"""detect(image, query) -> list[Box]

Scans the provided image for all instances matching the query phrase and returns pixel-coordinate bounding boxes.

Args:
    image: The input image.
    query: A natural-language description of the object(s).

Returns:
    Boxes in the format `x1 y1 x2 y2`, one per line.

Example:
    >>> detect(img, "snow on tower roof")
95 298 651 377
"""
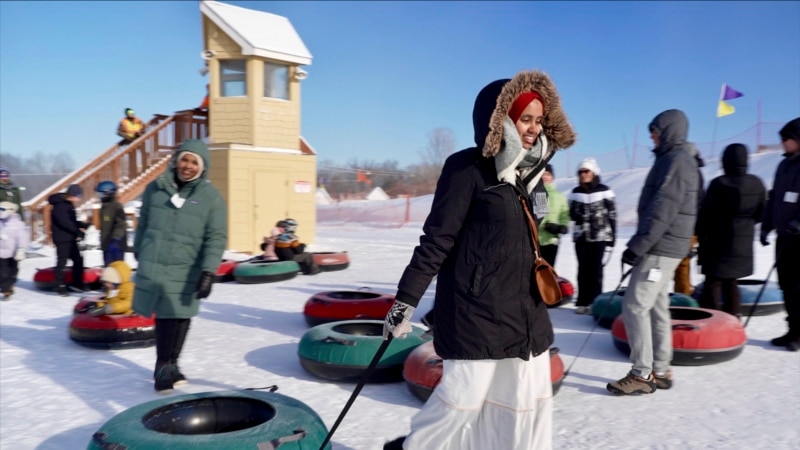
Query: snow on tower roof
200 1 312 65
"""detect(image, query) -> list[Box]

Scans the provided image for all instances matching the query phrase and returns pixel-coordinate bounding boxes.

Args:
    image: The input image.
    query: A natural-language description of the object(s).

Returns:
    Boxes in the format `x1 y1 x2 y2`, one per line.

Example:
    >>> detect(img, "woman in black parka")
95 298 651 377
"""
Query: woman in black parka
382 70 575 450
696 143 766 316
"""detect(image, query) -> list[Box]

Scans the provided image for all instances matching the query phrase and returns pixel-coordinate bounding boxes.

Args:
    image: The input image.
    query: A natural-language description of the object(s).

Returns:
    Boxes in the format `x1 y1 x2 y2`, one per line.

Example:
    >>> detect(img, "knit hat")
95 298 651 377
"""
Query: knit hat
0 201 17 213
779 117 800 142
100 266 122 285
578 157 601 176
0 166 9 178
545 164 554 176
66 184 83 198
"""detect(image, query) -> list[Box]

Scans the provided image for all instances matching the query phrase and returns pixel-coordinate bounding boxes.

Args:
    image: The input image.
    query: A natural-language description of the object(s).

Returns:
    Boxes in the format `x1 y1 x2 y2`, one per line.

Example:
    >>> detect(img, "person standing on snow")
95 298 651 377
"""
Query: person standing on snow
0 201 28 300
568 157 616 315
133 139 227 392
696 143 766 317
760 117 800 351
0 166 25 222
96 181 128 265
49 184 89 296
383 69 576 450
538 164 570 267
607 109 700 395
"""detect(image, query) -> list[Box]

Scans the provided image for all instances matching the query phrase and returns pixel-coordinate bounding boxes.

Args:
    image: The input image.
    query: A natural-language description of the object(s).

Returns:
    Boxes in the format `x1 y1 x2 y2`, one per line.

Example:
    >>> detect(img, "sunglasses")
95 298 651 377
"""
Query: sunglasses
578 169 591 174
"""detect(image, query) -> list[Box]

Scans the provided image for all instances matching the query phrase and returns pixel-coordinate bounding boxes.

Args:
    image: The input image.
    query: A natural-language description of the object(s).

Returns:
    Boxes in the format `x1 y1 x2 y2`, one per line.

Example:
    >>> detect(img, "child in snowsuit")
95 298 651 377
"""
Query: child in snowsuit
96 181 128 265
85 253 135 316
274 218 320 275
255 222 283 261
0 201 28 300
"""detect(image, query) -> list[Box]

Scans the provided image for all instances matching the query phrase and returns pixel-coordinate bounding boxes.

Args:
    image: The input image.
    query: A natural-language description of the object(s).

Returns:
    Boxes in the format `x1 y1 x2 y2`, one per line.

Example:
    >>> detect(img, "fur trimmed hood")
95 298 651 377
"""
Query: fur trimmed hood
473 70 577 157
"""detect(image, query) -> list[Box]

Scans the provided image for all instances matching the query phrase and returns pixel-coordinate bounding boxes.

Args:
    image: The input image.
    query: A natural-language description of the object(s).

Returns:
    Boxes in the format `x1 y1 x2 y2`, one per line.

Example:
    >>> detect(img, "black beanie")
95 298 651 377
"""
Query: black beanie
779 117 800 142
545 164 554 176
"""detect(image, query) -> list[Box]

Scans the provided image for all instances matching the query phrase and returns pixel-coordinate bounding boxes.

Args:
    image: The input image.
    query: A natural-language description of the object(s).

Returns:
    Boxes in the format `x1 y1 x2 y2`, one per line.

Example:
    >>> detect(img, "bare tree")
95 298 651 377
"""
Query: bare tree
421 127 456 167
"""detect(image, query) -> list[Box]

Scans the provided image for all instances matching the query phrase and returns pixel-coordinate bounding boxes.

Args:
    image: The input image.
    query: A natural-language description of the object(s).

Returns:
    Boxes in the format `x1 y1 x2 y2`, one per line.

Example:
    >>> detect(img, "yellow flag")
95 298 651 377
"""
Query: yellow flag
717 100 735 117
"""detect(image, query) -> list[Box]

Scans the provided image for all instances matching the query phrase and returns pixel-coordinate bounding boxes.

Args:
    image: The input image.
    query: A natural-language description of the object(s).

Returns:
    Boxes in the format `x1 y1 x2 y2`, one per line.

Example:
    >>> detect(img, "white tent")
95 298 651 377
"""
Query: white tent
315 186 334 205
366 186 390 201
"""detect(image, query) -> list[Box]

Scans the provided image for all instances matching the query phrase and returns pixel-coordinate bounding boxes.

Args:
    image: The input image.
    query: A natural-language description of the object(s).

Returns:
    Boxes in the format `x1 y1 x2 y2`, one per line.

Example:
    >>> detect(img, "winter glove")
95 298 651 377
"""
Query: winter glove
622 249 641 267
544 223 567 235
383 300 415 339
760 231 770 246
788 219 800 235
195 271 215 300
14 249 25 261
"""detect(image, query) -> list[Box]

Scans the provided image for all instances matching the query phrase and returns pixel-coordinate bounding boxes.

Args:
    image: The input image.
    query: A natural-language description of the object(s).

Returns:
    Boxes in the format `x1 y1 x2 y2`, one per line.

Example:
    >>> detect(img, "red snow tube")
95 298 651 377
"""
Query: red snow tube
215 260 239 283
402 341 566 401
303 291 395 326
611 307 746 366
547 277 575 308
69 298 156 349
311 252 350 272
34 266 103 291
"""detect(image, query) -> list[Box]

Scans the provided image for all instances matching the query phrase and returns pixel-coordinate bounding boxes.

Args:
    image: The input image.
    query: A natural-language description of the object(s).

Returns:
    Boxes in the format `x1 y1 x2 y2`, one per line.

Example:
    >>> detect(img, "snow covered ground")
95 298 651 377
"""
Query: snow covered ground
1 150 798 449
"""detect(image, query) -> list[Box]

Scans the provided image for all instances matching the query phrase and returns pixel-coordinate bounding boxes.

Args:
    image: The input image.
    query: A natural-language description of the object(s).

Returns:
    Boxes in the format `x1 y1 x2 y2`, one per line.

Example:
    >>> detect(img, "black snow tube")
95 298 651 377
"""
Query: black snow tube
86 389 331 450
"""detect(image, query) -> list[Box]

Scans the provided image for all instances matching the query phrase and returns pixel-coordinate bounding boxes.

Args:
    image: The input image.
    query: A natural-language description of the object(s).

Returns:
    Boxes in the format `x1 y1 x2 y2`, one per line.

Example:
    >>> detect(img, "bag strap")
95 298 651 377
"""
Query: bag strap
518 194 544 263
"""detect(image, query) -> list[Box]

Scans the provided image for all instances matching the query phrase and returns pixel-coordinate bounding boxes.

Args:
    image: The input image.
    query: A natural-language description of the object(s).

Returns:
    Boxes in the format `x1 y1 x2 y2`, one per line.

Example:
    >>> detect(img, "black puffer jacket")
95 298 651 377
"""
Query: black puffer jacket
48 193 82 244
627 109 700 259
697 144 766 279
396 71 576 360
763 118 800 238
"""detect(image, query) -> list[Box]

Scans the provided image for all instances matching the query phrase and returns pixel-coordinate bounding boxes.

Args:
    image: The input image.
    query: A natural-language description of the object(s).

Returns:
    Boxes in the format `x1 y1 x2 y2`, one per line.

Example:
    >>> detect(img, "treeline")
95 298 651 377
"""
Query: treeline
318 127 456 199
0 152 75 202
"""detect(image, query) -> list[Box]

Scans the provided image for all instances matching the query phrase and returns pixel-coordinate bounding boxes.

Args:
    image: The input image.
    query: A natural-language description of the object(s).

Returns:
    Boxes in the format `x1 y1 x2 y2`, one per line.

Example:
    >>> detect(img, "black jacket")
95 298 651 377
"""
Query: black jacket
48 193 83 244
396 71 576 361
763 118 800 238
697 144 766 279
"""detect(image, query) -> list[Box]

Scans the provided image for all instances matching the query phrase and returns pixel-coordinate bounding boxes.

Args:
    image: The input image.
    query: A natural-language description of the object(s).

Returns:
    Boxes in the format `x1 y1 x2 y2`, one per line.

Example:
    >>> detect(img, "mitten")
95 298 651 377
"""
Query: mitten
195 271 215 299
108 238 124 262
383 300 415 339
14 249 25 261
622 249 641 267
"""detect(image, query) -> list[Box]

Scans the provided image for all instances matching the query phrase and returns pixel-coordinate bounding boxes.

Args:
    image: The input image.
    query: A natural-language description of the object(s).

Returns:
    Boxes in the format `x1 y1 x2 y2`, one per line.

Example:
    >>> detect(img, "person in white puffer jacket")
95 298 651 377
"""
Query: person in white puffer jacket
0 201 28 300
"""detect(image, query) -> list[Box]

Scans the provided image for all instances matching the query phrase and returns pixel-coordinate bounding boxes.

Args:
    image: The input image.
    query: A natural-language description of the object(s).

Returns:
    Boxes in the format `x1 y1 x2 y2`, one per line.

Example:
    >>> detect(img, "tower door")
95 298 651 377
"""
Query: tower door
253 171 287 244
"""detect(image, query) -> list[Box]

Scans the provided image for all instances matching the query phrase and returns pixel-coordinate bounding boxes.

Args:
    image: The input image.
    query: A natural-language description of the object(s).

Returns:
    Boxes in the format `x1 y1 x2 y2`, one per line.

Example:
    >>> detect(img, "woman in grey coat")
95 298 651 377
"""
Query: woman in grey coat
133 139 227 392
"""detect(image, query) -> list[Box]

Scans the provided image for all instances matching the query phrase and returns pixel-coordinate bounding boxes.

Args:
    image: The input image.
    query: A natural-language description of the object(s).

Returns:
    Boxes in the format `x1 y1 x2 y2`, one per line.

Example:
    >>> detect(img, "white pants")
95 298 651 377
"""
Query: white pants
404 351 553 450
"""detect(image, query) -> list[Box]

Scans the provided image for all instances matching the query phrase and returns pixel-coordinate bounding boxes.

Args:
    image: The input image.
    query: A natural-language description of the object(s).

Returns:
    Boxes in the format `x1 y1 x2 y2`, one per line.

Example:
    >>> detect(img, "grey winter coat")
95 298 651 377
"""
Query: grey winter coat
627 109 700 259
132 143 227 319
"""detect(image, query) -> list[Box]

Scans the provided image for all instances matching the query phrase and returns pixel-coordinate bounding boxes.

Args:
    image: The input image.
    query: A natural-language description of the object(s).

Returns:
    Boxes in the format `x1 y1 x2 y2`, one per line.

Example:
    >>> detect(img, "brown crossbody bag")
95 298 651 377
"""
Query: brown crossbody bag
518 194 563 306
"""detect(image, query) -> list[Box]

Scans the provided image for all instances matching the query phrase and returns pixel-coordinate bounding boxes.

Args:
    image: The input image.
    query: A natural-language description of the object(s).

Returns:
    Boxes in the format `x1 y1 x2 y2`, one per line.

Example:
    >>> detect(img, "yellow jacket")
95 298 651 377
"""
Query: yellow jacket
102 260 135 315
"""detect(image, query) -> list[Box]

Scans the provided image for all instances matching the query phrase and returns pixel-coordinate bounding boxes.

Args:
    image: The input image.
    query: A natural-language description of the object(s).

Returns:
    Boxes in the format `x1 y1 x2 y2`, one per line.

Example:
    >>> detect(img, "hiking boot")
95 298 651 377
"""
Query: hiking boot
787 338 800 352
383 436 406 450
575 306 590 315
771 333 796 347
57 285 68 297
607 371 656 395
170 363 188 386
654 370 673 390
154 365 174 393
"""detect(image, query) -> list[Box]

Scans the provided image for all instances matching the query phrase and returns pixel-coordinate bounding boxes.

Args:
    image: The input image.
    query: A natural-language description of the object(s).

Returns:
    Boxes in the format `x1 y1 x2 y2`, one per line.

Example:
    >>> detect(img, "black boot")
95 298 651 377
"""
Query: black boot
771 332 795 347
154 362 174 393
154 319 178 392
170 319 191 386
383 436 406 450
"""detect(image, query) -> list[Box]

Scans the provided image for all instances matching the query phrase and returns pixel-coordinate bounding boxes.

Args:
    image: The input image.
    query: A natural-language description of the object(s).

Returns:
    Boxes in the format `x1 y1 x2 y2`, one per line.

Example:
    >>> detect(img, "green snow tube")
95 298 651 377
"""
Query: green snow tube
298 320 430 383
234 260 300 284
591 290 699 329
86 389 331 450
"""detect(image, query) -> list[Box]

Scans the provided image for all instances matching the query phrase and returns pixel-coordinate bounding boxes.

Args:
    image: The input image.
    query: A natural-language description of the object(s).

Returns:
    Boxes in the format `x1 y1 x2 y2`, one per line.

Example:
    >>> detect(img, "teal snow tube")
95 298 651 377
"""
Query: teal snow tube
298 320 430 383
233 260 300 284
591 290 698 328
86 389 331 450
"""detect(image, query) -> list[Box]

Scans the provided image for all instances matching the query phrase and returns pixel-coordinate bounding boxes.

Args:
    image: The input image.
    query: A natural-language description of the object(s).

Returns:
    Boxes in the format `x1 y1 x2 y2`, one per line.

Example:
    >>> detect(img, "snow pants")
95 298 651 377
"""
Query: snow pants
622 254 682 379
403 351 553 450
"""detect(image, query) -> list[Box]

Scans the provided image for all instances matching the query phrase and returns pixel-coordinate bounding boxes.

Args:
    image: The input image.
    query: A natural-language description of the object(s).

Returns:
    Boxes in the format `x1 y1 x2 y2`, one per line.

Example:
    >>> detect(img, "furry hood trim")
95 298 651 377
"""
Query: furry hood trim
476 70 577 157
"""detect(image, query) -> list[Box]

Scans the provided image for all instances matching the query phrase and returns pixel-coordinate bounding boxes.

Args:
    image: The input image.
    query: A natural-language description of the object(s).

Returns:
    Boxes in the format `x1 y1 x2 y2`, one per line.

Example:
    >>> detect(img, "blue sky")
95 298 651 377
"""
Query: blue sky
1 1 798 172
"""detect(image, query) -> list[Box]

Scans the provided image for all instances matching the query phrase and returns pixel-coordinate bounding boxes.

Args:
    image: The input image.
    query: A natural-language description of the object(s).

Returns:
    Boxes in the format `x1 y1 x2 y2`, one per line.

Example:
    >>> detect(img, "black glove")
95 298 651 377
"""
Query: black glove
383 299 416 339
296 243 306 253
544 223 568 235
622 249 641 267
788 220 800 235
195 271 215 299
760 231 770 246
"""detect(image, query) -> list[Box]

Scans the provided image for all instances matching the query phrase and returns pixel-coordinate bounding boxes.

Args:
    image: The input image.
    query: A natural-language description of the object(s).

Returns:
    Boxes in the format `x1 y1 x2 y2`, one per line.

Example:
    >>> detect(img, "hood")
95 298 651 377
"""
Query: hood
649 109 688 153
170 139 211 179
779 117 800 143
473 70 576 157
47 193 70 206
108 260 133 284
722 143 748 176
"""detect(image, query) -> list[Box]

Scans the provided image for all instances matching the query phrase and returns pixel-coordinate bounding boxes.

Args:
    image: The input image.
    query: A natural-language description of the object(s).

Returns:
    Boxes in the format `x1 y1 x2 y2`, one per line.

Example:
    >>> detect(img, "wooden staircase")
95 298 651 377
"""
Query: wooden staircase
26 109 208 244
